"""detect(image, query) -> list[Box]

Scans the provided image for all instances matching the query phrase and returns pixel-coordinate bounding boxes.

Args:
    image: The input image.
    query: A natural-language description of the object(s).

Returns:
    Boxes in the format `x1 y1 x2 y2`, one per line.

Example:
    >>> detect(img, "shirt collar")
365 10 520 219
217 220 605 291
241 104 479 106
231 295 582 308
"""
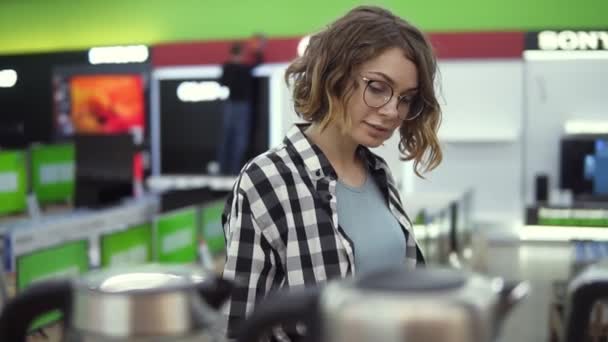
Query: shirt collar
283 124 389 181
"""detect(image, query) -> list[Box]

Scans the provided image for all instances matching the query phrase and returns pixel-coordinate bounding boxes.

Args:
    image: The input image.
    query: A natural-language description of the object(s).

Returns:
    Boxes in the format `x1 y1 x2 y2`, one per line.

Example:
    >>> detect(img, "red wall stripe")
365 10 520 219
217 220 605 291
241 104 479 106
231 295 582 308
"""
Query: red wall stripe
430 32 524 59
152 31 525 66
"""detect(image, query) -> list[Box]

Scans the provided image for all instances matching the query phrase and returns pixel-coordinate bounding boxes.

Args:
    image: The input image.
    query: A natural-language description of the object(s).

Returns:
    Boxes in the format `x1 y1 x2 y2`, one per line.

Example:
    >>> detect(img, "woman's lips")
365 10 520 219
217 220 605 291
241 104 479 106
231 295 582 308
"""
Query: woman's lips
364 121 390 132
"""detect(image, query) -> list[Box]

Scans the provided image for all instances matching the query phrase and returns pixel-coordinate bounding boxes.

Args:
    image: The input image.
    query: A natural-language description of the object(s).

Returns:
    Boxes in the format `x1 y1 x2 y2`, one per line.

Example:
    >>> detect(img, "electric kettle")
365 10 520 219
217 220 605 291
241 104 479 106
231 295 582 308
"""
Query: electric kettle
564 260 608 342
0 264 233 342
237 267 529 342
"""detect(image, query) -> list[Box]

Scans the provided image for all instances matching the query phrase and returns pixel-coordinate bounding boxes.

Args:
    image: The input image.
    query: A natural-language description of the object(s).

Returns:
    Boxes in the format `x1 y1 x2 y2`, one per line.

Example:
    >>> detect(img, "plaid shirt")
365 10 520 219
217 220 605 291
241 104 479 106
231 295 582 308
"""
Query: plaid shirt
220 124 424 338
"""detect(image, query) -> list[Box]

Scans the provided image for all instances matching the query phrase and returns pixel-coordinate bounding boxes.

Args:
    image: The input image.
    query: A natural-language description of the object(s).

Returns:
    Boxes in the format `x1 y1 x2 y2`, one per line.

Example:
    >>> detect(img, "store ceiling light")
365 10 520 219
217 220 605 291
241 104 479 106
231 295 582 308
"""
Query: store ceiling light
176 81 230 102
88 45 149 64
297 35 311 57
0 69 17 88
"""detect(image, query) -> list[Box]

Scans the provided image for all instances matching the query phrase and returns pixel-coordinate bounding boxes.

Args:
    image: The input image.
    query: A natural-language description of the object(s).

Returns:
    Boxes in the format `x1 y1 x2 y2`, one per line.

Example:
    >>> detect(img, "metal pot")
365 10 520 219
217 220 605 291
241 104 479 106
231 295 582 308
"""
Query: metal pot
0 264 232 342
237 267 528 342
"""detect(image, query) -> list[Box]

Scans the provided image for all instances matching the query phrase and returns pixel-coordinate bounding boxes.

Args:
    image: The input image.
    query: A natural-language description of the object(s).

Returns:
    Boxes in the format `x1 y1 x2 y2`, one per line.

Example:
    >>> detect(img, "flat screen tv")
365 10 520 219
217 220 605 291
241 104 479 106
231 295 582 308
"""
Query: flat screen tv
560 135 608 199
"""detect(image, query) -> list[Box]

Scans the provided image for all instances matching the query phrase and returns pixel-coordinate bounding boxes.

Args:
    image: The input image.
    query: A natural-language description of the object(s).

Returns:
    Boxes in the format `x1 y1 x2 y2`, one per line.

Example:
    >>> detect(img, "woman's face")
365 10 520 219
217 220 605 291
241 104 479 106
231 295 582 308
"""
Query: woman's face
343 47 419 148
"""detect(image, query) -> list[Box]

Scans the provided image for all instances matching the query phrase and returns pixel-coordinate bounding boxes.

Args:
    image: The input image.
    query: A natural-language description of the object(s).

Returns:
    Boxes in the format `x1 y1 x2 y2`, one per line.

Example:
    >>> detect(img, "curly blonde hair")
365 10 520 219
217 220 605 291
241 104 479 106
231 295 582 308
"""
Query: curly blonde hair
285 6 442 176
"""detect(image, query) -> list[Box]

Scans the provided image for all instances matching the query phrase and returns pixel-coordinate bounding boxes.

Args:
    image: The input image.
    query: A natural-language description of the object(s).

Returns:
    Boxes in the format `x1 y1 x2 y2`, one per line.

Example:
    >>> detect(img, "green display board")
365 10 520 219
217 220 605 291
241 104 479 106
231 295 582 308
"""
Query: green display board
16 240 89 331
0 150 27 216
31 143 75 204
156 208 198 264
101 223 153 268
200 200 226 255
0 0 607 55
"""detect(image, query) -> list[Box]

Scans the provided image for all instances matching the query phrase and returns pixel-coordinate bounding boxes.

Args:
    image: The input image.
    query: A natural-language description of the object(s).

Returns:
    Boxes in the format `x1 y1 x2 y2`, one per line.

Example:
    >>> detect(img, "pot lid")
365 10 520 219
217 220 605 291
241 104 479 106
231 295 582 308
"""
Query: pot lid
355 267 467 292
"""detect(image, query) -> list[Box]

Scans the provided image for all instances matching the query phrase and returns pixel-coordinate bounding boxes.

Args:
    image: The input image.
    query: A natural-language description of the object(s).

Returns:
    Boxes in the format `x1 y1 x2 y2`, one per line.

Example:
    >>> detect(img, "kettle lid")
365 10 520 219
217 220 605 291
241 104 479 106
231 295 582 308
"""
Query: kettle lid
77 264 210 294
70 264 225 339
355 267 467 292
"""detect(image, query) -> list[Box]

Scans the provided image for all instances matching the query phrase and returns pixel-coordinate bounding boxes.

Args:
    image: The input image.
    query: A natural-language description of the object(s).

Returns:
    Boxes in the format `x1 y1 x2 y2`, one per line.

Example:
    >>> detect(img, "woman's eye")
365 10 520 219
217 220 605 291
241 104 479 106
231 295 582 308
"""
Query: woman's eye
368 82 388 93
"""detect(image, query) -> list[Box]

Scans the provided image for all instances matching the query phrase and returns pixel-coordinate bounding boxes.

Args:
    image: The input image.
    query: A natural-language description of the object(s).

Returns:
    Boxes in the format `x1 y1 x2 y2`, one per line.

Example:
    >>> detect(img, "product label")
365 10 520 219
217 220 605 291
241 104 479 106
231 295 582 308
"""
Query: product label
39 162 74 185
0 172 18 192
156 208 197 264
162 228 194 254
100 223 153 268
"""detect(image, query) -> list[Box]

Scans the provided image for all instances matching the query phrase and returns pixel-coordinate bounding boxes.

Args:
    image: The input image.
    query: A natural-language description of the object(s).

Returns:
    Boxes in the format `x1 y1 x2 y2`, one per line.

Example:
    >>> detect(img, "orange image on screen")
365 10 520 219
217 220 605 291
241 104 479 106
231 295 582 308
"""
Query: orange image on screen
70 75 144 134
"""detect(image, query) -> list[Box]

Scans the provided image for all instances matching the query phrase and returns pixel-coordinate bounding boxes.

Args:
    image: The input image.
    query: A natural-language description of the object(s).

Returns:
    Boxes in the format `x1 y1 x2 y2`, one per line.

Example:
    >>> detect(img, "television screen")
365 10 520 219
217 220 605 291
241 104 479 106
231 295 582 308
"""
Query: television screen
0 51 90 148
561 135 608 198
52 64 149 142
57 74 145 135
159 76 269 175
74 134 135 208
592 139 608 195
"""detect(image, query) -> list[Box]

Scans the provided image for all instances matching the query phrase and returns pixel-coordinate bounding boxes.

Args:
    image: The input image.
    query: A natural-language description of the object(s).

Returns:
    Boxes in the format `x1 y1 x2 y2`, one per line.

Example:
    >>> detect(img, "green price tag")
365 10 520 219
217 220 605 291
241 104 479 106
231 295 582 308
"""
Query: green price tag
31 143 75 204
156 208 197 264
0 150 27 215
101 223 153 268
200 200 226 255
16 240 89 331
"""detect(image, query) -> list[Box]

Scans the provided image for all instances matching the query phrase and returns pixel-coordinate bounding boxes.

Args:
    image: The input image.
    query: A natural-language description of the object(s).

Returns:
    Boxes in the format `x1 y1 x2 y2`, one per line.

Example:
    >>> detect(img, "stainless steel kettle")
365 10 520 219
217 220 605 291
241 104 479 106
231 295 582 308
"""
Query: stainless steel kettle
0 264 233 342
564 260 608 342
237 267 528 342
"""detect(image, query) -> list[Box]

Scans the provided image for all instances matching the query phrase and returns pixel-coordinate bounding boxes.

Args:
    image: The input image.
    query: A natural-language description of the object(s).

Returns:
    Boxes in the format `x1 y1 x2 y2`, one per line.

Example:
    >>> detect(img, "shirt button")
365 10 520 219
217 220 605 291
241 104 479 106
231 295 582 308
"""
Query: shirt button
316 170 321 177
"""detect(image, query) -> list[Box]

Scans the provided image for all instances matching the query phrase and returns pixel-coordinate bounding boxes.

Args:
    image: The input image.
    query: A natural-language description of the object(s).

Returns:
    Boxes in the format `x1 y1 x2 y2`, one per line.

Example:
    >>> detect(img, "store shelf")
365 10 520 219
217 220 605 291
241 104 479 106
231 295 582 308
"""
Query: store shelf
519 225 608 242
147 175 237 192
5 196 159 270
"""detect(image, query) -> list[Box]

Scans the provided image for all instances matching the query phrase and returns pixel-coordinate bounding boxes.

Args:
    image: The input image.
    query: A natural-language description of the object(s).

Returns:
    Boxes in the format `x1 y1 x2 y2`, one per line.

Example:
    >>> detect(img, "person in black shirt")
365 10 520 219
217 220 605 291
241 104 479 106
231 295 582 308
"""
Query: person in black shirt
217 39 264 175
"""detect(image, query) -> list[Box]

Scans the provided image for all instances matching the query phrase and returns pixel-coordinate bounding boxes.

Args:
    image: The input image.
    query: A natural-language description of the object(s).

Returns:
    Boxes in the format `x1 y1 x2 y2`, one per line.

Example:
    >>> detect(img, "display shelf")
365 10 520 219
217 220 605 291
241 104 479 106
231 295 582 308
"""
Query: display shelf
519 225 608 242
147 175 237 192
4 196 159 271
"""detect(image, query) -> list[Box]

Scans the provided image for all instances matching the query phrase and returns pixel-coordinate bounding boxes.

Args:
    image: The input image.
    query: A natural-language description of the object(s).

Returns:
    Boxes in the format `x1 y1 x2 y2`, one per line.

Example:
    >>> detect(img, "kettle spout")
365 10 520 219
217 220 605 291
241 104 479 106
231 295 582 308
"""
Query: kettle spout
496 280 530 320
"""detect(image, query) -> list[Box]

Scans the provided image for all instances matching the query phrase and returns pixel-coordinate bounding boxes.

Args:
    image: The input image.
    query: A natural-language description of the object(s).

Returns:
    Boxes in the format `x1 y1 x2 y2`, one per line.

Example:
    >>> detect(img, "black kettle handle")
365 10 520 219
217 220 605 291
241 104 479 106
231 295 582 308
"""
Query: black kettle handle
0 279 72 342
196 276 234 309
565 280 608 342
236 287 320 342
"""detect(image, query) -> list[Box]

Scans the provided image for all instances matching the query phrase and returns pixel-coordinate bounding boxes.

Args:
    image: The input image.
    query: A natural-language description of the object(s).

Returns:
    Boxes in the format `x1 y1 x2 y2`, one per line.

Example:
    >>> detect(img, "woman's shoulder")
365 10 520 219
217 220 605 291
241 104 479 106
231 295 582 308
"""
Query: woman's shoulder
235 144 302 193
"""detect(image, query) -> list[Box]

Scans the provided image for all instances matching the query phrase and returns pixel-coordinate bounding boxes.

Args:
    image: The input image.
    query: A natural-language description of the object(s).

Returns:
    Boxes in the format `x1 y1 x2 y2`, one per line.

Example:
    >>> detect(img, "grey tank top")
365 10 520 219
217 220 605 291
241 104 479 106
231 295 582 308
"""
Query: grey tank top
336 171 407 276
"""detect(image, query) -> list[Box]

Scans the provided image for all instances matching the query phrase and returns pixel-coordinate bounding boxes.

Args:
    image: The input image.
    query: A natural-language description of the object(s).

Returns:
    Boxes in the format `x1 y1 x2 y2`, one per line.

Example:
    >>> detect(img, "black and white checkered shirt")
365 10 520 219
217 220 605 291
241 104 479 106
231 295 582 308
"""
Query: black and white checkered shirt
220 124 424 338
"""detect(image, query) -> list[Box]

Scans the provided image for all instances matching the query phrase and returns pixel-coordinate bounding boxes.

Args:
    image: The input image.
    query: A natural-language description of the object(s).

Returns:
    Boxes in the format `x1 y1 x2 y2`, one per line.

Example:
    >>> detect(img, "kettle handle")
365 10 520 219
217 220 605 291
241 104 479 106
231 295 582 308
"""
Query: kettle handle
0 279 72 342
236 287 320 342
565 281 608 342
196 276 234 309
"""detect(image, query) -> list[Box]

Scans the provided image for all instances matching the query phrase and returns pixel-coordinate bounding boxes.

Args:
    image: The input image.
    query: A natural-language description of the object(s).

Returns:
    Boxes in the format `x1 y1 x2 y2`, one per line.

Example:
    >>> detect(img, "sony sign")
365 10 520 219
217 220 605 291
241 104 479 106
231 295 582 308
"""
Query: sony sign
538 30 608 51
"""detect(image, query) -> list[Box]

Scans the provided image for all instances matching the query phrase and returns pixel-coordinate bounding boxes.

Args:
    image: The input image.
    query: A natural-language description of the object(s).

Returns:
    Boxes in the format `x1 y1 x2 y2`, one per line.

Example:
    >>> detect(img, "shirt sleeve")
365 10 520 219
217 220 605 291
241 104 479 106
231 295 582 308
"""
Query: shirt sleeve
220 186 281 339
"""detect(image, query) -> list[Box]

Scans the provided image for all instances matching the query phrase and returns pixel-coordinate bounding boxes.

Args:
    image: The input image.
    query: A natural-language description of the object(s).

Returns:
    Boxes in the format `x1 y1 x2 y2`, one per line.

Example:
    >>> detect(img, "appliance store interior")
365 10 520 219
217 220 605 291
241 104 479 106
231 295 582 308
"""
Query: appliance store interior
0 2 606 341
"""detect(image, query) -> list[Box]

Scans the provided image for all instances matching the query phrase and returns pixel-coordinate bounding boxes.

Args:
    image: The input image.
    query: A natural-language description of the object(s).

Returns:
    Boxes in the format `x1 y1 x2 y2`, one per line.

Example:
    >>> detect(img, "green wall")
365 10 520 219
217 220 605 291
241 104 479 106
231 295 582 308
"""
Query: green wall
0 0 606 54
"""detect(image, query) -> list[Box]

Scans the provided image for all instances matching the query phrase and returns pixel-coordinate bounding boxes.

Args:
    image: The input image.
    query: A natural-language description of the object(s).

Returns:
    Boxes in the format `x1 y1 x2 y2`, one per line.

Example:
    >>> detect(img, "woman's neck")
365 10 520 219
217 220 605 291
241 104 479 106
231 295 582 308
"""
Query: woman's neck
304 122 360 174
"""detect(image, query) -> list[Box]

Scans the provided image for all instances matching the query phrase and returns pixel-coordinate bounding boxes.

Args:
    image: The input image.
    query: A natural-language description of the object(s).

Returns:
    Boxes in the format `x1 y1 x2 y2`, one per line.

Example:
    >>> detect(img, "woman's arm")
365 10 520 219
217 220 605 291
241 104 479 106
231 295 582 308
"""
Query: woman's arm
221 186 281 339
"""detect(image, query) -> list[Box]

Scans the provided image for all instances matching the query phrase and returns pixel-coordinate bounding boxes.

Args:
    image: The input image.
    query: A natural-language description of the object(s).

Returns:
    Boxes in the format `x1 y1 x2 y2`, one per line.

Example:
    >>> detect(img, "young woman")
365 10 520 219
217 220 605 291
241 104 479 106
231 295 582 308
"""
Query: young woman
220 5 442 339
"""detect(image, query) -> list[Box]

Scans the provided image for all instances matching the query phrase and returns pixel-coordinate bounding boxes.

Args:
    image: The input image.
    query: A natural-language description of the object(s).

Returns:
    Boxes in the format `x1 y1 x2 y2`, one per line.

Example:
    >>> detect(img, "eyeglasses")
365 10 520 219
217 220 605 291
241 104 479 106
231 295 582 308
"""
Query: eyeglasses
360 76 425 121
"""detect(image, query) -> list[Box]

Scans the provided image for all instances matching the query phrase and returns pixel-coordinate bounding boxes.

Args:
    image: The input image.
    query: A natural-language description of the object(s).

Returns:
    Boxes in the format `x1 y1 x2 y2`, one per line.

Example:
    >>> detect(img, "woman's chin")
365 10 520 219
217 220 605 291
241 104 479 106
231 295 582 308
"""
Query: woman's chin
358 136 386 148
